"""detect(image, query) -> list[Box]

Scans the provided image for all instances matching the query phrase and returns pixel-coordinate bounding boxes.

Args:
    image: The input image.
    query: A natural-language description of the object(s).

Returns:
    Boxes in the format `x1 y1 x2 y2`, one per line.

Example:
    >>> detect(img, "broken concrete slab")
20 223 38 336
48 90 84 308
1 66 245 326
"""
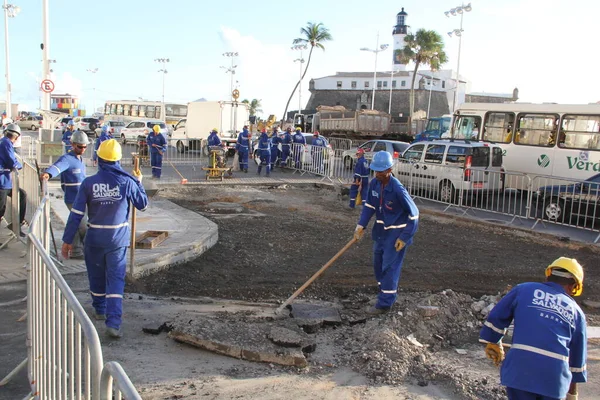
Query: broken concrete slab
267 326 316 354
168 316 308 367
206 202 245 213
142 322 164 335
290 303 342 326
417 305 440 318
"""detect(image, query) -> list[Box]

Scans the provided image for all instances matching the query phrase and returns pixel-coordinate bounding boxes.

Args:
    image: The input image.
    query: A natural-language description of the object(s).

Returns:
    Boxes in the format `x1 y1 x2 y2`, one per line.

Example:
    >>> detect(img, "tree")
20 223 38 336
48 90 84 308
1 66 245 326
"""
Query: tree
396 29 447 132
281 22 332 124
242 98 263 116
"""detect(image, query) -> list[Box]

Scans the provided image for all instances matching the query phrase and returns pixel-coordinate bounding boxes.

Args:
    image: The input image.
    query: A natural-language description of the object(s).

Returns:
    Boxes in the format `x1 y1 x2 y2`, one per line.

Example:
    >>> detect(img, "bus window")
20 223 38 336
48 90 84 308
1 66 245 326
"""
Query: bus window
515 114 557 147
131 105 139 117
483 112 515 143
139 105 146 118
146 106 156 119
104 103 111 114
116 104 124 116
452 115 482 140
123 104 131 117
166 104 187 118
561 114 600 150
110 103 116 115
155 106 162 120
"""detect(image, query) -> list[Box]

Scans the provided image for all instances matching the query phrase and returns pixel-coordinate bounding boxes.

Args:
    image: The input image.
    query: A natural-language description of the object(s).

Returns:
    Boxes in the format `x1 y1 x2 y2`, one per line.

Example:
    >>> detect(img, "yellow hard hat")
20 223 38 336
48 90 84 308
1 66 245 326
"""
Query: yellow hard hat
545 257 584 296
153 124 161 133
97 139 122 162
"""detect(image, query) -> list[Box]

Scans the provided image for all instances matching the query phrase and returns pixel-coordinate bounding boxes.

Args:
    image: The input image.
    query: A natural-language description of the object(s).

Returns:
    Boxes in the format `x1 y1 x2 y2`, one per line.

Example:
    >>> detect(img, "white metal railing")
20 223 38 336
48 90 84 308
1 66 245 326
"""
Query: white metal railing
100 362 143 400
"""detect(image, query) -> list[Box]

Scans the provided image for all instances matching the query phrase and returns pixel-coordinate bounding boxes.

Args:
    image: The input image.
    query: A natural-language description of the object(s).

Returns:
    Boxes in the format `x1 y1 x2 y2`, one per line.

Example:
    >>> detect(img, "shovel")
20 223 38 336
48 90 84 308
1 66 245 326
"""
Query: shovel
276 237 357 314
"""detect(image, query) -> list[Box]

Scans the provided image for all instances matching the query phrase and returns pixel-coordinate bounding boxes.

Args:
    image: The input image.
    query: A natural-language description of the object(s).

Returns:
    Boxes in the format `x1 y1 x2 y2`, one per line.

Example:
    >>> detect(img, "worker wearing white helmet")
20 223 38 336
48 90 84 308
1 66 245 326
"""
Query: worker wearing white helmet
480 257 587 400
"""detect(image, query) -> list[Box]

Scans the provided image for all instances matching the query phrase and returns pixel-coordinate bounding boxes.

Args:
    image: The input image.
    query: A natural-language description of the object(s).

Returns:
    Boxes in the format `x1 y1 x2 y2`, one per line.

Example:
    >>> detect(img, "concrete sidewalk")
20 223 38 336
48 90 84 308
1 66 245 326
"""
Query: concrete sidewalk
0 180 219 284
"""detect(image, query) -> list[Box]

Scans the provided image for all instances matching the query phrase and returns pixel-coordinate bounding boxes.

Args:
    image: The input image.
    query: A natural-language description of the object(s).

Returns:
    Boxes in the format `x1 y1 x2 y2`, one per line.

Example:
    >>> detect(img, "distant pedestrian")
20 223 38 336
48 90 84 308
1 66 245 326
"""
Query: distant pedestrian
257 129 271 177
353 151 419 315
62 139 148 338
280 127 293 167
236 125 251 173
0 123 26 237
292 127 306 169
311 131 328 174
349 148 369 208
269 127 282 170
147 124 166 179
93 124 113 166
42 131 91 258
62 120 76 153
480 257 587 400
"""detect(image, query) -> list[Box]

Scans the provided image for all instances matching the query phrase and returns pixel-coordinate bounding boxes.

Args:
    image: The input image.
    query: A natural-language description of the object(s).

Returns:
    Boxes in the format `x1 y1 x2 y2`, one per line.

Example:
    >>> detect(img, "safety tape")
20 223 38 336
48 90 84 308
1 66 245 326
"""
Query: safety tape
484 321 506 335
106 294 124 299
90 291 106 297
511 343 569 362
88 222 129 229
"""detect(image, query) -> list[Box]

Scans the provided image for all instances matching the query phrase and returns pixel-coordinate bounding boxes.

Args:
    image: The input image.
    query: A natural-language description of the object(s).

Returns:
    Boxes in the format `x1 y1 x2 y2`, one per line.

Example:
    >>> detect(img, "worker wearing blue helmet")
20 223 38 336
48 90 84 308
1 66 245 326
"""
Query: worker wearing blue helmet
280 127 293 167
354 151 419 315
93 124 113 165
62 120 76 153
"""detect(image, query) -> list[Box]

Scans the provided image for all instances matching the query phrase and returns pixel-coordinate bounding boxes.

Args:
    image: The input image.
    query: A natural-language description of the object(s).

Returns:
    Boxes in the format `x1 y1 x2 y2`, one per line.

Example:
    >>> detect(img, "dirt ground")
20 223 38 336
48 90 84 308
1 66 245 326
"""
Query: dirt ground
129 184 600 400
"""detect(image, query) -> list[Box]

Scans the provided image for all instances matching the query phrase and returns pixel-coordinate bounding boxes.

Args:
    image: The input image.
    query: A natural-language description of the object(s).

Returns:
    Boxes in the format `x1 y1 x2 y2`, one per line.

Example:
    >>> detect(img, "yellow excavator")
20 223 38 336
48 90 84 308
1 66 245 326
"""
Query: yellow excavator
255 114 278 133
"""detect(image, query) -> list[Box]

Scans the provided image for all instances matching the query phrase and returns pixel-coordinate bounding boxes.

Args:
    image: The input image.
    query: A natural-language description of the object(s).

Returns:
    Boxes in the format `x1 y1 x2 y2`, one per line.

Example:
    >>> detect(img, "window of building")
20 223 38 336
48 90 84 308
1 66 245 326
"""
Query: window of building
442 81 446 89
351 81 357 88
401 80 406 87
377 81 382 88
364 81 370 88
383 81 388 88
392 80 397 88
515 114 557 147
337 81 342 89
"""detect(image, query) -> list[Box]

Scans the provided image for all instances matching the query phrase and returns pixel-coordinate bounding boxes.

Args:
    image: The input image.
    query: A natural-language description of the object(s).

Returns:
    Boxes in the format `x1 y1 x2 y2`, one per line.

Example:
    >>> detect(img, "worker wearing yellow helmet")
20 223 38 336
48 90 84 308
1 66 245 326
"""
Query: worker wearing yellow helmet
147 124 166 179
62 139 148 338
480 257 587 400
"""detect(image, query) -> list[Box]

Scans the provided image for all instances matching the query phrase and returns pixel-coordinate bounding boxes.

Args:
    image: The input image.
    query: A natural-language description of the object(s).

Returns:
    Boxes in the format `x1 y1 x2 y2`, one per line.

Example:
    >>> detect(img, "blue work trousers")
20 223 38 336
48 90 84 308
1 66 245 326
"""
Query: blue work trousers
506 387 559 400
66 203 87 257
238 149 249 171
85 246 127 330
281 145 291 167
151 152 163 178
258 152 271 176
349 178 369 208
293 146 303 169
373 240 408 309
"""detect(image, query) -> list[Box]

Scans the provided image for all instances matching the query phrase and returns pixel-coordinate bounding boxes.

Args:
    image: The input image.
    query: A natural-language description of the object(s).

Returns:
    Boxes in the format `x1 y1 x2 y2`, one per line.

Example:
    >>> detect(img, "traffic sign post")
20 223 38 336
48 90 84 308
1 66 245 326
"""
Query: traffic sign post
40 79 54 93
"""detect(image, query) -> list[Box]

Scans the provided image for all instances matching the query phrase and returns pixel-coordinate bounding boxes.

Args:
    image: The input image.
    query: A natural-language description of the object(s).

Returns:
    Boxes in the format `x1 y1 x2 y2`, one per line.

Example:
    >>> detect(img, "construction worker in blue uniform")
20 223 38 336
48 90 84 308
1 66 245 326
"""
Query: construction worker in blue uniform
0 123 26 237
62 120 76 153
207 128 226 166
311 130 328 174
269 127 282 170
354 151 419 315
235 125 250 173
93 124 113 166
292 127 306 169
61 139 148 338
480 257 587 400
147 124 166 179
280 127 293 168
41 131 91 258
349 148 369 208
257 129 271 177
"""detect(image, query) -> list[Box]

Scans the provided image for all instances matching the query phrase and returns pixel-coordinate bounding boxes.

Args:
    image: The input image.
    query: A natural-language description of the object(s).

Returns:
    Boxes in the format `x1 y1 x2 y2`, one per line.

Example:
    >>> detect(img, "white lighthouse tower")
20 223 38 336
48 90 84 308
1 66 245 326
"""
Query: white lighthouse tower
392 7 409 72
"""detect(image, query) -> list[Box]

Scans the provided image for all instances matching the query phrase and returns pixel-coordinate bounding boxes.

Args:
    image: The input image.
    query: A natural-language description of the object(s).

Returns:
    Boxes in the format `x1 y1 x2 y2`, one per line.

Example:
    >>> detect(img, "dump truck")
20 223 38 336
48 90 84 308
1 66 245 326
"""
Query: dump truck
305 106 391 139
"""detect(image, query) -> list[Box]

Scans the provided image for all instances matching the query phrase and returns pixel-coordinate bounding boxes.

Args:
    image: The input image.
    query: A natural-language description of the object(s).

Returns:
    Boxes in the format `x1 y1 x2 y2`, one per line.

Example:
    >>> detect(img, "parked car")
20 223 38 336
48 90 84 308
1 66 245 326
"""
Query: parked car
396 140 505 203
342 139 410 169
252 132 334 166
94 120 126 137
56 117 73 130
17 115 43 131
73 117 100 136
120 120 168 144
535 173 600 224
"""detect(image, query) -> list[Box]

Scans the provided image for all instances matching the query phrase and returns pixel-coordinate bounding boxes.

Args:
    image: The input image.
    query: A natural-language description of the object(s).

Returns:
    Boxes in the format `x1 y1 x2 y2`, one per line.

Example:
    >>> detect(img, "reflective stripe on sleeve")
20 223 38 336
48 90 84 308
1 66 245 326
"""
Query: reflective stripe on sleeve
63 182 82 186
384 224 407 230
570 365 587 373
376 220 384 224
47 165 61 175
478 338 491 344
511 343 568 362
409 215 419 220
365 203 376 210
71 209 85 216
88 222 129 229
381 289 397 294
484 321 505 335
106 294 124 299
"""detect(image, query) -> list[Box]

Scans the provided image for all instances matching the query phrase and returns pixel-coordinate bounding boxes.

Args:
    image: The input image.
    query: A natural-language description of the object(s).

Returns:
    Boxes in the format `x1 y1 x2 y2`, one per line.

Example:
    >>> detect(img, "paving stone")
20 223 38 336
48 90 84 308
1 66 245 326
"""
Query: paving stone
142 322 165 335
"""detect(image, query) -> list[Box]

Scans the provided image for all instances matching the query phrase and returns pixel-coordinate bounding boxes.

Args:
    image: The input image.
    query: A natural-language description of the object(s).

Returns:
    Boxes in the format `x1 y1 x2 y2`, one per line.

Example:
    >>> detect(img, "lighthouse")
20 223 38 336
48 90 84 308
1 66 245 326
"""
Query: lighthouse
392 7 409 72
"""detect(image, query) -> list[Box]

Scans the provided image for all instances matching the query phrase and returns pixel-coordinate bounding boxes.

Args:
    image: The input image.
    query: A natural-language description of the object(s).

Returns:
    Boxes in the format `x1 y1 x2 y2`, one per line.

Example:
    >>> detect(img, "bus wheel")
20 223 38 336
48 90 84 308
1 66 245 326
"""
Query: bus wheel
177 141 186 154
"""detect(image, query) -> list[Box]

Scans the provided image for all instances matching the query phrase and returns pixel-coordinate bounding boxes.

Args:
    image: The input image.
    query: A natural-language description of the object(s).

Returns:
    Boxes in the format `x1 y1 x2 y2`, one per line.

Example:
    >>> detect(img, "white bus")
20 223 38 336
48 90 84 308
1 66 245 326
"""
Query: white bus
103 100 187 127
450 103 600 189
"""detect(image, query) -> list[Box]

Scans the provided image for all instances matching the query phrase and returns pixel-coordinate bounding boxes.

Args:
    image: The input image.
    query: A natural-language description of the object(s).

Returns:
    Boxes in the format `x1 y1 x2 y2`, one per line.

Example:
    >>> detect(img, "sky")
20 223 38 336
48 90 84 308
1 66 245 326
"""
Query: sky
2 0 599 117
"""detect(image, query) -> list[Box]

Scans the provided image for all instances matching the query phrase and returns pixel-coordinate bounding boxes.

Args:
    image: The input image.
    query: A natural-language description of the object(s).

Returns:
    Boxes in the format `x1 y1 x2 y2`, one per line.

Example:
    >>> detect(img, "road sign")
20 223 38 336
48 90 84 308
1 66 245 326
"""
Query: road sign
40 79 55 93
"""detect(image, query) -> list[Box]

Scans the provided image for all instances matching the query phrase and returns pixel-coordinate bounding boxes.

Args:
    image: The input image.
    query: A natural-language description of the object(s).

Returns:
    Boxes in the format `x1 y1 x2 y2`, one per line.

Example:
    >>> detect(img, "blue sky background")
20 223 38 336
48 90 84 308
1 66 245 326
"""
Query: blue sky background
4 0 599 116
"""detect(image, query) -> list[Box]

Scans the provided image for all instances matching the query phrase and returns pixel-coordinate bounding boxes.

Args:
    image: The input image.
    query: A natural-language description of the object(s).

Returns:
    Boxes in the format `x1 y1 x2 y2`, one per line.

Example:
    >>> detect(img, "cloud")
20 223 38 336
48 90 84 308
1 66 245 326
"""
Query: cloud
51 72 83 99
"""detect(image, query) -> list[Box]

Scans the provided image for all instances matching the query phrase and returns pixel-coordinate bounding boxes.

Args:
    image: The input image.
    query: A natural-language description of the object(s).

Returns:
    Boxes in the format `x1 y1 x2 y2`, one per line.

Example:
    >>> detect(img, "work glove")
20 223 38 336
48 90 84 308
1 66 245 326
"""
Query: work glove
132 169 143 183
354 225 364 241
566 394 578 400
484 342 505 367
395 238 406 252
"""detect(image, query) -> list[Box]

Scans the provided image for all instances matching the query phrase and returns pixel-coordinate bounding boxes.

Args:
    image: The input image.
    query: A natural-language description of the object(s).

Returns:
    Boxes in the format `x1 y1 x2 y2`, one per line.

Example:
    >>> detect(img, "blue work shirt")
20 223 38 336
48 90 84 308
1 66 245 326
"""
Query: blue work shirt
353 157 370 180
207 132 222 147
358 176 419 245
292 132 306 145
312 136 328 148
258 132 270 155
45 150 87 204
270 135 282 152
0 136 22 189
480 282 587 399
62 162 148 249
147 132 166 154
281 132 293 146
62 129 75 152
236 129 251 151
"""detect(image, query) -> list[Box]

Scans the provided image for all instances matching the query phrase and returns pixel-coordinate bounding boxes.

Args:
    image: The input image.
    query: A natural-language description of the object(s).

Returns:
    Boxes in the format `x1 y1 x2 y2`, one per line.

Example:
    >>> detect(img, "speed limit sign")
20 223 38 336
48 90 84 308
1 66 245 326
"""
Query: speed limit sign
40 79 55 93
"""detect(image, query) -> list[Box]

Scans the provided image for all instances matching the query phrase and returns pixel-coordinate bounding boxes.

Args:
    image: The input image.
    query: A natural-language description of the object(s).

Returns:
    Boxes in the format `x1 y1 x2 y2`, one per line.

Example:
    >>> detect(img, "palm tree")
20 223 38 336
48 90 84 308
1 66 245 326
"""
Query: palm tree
242 99 263 116
281 22 332 124
396 29 447 132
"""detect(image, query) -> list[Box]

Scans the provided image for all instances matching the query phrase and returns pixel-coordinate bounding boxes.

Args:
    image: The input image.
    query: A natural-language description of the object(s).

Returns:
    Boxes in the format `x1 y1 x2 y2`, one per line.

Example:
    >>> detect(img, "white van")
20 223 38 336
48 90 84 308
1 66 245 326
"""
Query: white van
396 140 505 203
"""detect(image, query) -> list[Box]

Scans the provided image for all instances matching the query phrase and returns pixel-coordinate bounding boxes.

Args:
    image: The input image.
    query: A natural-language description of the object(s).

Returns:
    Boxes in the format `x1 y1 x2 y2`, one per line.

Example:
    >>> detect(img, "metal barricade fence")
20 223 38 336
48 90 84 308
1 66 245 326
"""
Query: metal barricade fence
100 362 142 400
27 194 104 399
326 137 353 151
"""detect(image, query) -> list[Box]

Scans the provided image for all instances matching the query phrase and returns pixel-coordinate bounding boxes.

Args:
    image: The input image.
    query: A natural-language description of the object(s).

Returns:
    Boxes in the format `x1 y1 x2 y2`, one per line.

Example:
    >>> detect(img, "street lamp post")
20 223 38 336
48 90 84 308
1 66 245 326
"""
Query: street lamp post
155 58 169 119
86 67 98 113
360 32 389 110
221 52 238 101
3 0 20 119
445 3 472 112
291 44 307 114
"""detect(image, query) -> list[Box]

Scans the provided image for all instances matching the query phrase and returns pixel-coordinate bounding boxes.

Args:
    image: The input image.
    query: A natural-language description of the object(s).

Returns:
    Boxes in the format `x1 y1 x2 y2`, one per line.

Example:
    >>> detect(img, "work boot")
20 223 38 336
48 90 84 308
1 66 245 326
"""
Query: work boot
365 305 390 316
93 311 106 320
106 327 122 338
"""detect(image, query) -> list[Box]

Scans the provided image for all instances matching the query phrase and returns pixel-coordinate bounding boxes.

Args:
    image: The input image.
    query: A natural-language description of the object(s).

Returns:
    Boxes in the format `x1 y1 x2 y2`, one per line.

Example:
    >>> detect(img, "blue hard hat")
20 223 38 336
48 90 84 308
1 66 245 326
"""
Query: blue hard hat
67 120 75 126
101 124 110 134
370 151 393 171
